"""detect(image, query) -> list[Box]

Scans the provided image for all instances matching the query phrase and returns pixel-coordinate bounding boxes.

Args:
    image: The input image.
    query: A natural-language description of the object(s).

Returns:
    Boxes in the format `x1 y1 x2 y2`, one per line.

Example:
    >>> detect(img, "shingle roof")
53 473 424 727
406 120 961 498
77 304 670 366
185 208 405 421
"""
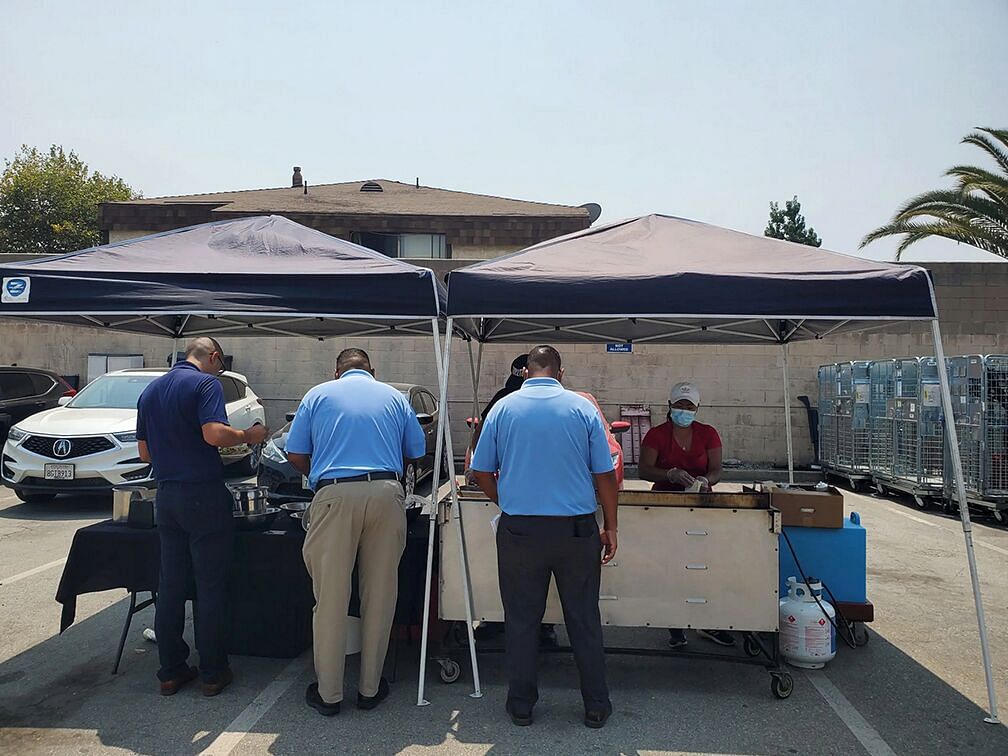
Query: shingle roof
112 179 589 218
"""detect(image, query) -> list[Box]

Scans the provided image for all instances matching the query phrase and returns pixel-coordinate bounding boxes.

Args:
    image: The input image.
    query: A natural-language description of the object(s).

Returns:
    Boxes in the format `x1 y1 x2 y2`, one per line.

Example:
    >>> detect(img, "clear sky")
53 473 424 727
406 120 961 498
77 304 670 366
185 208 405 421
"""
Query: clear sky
2 1 1006 262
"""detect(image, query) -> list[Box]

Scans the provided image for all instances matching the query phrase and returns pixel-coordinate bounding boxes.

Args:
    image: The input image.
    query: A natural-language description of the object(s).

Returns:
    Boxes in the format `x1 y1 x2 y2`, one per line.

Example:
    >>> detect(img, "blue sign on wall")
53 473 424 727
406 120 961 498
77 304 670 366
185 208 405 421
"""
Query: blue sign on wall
606 343 633 353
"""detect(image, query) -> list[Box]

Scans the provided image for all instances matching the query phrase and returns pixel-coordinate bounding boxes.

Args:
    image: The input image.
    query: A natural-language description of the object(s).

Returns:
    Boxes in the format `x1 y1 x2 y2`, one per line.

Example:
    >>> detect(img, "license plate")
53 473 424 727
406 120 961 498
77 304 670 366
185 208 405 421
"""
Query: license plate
44 463 75 480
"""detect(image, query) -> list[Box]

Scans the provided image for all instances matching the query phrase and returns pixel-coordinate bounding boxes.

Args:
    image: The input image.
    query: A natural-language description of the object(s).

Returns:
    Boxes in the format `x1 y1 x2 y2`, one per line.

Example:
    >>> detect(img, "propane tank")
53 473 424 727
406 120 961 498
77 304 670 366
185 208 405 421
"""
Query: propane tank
779 576 837 669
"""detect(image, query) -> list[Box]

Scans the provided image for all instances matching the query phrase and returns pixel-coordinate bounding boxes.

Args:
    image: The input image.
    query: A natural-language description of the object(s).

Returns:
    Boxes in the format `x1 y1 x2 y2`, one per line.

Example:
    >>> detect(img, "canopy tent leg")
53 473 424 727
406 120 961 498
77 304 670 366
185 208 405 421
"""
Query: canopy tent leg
782 343 795 484
930 319 1000 724
416 318 451 707
466 340 485 452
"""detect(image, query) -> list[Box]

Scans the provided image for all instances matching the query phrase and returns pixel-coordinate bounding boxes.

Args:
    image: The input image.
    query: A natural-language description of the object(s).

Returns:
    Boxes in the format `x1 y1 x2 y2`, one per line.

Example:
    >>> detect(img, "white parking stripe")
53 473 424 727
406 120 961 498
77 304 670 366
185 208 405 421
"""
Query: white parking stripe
198 654 310 756
0 557 67 587
873 501 1008 554
805 671 897 756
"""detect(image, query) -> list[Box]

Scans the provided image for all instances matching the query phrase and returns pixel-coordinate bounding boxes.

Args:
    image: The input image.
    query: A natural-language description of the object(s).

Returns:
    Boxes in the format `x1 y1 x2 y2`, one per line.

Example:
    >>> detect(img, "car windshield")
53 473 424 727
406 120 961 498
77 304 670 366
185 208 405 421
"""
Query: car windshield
70 375 158 409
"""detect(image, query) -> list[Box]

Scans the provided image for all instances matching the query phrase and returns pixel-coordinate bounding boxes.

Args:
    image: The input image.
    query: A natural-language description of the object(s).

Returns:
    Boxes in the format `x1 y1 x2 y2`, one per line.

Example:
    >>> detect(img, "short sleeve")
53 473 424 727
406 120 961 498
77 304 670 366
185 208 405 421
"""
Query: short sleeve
586 408 615 474
641 424 665 451
703 424 723 451
285 397 314 455
470 404 501 472
401 394 426 459
197 378 229 427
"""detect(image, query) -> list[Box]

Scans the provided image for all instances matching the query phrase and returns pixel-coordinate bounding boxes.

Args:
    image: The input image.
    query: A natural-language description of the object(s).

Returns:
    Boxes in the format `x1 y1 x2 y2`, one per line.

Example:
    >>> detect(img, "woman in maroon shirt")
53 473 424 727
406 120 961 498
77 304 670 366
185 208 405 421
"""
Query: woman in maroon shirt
638 381 732 648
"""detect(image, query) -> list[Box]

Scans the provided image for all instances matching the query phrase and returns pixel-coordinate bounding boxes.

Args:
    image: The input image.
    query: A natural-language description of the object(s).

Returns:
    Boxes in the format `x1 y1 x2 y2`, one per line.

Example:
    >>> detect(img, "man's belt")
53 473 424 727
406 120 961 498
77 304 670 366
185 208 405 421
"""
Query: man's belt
316 471 400 490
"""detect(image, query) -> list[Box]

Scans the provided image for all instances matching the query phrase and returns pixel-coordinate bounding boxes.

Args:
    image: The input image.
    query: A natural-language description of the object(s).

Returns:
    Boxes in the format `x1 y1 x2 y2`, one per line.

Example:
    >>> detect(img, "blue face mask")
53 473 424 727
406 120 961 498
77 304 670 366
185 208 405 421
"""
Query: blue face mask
669 408 696 427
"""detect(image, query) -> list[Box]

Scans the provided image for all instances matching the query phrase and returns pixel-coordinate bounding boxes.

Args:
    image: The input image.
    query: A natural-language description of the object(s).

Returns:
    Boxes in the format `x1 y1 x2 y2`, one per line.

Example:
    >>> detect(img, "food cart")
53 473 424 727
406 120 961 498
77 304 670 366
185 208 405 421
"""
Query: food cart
418 213 1000 723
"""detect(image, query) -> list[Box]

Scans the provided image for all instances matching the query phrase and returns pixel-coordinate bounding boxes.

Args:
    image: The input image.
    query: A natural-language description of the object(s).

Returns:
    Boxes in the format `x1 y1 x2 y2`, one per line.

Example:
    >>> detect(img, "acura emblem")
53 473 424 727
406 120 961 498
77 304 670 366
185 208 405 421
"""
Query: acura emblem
53 439 72 458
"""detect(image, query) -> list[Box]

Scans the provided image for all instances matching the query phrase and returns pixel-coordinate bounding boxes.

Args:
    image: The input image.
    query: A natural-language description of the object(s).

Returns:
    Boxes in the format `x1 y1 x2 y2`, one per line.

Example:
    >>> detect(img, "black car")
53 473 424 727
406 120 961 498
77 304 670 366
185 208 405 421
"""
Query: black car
259 383 443 502
0 367 76 441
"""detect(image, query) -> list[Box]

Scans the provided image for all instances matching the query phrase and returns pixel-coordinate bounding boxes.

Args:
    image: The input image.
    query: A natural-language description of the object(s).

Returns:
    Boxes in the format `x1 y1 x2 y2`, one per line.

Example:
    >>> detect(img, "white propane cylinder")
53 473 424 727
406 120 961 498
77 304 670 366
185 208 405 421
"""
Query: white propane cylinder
779 576 837 669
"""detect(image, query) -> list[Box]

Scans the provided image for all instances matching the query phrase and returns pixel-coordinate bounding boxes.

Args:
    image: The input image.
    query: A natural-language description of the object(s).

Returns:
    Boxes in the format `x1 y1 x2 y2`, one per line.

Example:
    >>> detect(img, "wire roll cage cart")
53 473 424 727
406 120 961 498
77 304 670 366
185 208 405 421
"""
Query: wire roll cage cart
817 364 839 472
417 266 999 729
872 357 946 507
821 361 872 490
945 355 1008 522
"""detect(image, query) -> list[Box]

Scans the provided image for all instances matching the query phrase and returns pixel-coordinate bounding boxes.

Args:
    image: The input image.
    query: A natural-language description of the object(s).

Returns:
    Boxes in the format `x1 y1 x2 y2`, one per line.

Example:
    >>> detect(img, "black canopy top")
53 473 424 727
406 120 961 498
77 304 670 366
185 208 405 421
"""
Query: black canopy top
0 215 446 339
445 214 936 344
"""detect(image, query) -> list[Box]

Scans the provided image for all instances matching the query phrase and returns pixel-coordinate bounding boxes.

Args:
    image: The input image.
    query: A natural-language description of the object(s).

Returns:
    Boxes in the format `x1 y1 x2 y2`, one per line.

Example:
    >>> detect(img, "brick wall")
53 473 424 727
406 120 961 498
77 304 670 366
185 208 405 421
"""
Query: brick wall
1 262 1004 465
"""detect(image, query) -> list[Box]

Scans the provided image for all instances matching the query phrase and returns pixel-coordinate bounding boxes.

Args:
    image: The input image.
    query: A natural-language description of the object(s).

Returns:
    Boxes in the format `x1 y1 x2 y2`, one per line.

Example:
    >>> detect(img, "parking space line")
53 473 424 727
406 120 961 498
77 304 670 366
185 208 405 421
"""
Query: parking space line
873 501 1008 555
872 502 939 528
804 671 897 756
0 557 67 587
198 654 310 756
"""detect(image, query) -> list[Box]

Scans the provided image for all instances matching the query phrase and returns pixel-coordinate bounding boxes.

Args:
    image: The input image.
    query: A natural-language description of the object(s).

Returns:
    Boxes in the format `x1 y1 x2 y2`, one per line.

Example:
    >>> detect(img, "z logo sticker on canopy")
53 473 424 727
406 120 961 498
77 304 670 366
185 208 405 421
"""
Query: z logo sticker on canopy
2 277 31 303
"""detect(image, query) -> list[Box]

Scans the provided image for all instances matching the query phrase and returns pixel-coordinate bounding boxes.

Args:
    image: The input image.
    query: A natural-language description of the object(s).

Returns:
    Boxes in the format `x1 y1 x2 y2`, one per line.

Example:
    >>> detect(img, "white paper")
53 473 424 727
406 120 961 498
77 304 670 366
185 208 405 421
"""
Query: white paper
490 513 501 534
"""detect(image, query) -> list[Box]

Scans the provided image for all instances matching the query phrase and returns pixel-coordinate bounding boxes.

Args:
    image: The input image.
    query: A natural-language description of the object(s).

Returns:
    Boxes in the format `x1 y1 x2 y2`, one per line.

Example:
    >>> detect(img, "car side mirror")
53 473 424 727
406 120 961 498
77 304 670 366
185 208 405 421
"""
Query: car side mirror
58 396 73 407
285 412 296 422
416 413 434 426
610 421 631 434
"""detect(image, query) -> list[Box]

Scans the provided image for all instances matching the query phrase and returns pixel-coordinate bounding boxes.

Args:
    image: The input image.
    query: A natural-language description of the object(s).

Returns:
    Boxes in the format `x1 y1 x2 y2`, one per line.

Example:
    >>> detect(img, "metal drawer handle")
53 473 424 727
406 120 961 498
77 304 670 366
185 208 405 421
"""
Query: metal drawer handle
685 530 708 536
599 595 618 601
685 598 708 604
685 564 708 570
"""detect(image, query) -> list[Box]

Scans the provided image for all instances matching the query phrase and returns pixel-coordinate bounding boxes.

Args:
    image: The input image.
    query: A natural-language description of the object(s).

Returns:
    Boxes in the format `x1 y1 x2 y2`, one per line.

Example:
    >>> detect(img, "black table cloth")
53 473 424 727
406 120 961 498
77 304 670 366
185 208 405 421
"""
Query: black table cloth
55 510 434 659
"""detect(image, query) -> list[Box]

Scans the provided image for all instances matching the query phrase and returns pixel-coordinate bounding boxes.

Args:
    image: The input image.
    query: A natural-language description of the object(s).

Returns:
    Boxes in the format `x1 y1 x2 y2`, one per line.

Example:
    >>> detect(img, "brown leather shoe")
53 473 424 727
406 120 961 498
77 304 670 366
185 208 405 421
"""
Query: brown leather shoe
159 666 198 696
202 669 234 697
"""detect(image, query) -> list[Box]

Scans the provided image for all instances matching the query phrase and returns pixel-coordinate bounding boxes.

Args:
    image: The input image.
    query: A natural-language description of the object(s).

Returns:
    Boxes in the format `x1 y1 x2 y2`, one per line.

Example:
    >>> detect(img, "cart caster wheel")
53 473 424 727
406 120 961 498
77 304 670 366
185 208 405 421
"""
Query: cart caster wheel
993 509 1006 525
914 495 928 510
771 673 794 699
853 623 870 647
743 635 762 658
439 659 461 684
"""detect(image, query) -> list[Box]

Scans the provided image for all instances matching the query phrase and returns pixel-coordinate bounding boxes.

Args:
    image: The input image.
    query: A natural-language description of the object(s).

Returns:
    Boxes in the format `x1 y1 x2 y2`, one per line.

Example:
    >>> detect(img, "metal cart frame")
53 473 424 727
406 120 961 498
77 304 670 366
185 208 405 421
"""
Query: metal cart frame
822 361 873 490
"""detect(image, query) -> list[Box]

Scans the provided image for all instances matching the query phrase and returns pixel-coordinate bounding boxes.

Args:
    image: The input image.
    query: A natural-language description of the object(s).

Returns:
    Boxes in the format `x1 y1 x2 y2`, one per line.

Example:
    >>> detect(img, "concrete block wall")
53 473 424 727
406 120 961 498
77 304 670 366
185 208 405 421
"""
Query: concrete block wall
1 262 1004 466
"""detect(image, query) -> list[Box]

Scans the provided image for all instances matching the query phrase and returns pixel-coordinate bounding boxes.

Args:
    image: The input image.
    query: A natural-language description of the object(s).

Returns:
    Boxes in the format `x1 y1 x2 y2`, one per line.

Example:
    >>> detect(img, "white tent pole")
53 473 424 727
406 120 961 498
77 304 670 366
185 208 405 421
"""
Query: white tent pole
416 317 450 707
466 340 484 451
930 319 1000 724
443 361 483 698
782 342 795 484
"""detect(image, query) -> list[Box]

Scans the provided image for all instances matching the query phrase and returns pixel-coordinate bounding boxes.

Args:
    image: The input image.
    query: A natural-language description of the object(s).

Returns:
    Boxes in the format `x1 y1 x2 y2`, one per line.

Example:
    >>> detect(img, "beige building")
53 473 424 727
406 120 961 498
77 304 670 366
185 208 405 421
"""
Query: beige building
1 174 1005 466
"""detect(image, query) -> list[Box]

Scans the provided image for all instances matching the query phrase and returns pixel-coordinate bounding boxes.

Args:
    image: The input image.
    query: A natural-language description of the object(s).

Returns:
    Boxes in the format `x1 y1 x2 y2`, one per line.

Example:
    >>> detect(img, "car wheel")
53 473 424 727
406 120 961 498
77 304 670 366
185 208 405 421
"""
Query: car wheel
14 488 56 504
402 461 417 501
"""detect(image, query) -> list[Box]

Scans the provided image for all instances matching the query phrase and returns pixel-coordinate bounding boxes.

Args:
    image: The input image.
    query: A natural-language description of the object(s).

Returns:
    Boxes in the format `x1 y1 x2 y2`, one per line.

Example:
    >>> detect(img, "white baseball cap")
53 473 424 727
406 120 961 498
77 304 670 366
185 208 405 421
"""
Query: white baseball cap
669 381 701 406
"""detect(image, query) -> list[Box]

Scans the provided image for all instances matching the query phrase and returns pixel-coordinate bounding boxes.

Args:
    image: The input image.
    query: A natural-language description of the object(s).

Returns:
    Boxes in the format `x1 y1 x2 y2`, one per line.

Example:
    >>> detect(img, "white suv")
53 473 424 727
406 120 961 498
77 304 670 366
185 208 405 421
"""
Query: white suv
1 368 266 503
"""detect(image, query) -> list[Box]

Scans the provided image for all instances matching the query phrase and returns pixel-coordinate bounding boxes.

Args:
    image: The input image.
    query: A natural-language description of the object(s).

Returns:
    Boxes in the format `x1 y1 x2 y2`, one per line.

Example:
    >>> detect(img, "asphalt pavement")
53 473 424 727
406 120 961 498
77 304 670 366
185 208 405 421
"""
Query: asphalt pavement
1 481 1006 755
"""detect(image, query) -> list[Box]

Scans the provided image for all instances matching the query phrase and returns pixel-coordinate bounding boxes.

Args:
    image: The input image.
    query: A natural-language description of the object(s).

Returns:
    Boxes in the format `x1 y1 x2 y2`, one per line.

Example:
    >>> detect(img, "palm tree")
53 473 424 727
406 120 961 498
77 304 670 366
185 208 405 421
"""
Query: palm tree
860 127 1008 259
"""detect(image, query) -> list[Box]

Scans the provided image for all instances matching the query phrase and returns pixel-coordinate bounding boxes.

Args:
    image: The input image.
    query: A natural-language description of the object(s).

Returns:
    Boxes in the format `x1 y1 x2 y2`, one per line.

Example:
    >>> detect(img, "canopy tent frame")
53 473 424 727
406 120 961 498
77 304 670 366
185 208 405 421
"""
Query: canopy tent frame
416 212 1001 720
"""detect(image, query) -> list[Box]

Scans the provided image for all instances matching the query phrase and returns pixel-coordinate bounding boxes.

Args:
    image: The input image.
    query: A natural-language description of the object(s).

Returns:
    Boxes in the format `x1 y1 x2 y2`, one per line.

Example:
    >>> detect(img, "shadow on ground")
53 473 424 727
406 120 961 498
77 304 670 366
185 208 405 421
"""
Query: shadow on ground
2 602 1006 755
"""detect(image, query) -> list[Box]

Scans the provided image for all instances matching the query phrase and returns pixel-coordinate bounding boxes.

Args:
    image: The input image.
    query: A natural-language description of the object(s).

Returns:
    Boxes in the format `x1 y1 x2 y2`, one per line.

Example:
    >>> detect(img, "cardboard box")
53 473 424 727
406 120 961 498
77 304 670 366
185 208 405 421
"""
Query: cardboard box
763 483 845 528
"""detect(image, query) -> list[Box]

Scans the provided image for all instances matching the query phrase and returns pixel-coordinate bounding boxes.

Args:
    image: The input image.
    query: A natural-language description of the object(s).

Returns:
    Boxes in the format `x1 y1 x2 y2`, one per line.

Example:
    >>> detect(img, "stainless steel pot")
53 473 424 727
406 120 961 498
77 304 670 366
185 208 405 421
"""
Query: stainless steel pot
227 483 270 515
112 485 157 523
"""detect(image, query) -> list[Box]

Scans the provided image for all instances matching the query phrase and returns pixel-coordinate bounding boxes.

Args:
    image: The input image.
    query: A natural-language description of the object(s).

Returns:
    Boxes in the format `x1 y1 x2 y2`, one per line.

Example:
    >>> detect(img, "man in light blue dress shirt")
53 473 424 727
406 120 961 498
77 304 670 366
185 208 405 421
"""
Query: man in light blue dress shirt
471 345 619 729
286 348 426 716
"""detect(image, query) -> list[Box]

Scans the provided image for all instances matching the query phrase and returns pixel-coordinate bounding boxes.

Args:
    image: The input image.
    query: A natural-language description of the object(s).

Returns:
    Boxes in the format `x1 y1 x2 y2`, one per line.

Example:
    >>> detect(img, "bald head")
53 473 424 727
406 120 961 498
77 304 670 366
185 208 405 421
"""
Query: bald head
526 345 563 379
185 337 225 375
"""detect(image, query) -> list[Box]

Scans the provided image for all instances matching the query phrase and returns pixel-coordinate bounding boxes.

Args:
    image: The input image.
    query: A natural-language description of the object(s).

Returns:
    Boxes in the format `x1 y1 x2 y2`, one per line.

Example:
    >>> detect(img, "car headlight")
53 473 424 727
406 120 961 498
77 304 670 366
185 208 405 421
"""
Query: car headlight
6 426 27 443
114 432 138 443
262 440 287 463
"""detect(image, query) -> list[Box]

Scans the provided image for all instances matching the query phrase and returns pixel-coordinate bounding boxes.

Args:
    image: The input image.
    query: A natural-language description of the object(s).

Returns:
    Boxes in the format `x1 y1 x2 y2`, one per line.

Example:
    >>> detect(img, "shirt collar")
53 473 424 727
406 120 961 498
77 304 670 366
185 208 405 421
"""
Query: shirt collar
522 377 561 388
340 369 374 380
172 361 200 372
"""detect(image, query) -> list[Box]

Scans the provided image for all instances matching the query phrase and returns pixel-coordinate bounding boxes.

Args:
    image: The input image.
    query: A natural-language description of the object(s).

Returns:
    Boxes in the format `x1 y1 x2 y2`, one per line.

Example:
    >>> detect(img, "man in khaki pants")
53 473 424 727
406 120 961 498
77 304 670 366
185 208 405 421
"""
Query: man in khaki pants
286 348 426 715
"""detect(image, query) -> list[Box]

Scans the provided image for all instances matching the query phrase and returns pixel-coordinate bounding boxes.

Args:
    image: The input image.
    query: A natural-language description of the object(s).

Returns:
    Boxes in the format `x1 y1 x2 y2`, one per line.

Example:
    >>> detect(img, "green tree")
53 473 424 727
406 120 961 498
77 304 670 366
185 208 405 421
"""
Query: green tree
860 127 1008 259
0 145 139 255
765 195 822 247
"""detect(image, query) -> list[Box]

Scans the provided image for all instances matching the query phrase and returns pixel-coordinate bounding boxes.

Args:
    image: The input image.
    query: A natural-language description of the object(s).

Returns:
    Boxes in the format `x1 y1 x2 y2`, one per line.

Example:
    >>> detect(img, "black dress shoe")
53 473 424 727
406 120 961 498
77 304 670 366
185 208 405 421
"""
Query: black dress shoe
584 703 613 729
357 677 390 710
305 682 341 716
506 701 533 726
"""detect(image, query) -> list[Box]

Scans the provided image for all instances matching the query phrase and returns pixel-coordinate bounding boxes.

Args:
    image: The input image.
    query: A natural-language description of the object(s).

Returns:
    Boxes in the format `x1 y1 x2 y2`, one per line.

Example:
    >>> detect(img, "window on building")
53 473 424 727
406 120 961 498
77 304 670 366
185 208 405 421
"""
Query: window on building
352 232 449 259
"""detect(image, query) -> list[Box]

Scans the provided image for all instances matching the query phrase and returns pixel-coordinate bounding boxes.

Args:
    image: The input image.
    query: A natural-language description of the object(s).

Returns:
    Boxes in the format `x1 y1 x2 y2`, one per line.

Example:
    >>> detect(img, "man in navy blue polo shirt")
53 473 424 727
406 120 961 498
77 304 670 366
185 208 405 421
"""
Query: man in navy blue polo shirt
471 345 618 729
285 347 425 716
137 337 269 697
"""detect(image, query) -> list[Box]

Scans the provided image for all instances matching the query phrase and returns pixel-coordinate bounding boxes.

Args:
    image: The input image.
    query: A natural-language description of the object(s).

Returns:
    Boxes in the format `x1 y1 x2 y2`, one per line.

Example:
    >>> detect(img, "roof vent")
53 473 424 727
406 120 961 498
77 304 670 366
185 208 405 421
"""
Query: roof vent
292 167 303 188
360 181 383 193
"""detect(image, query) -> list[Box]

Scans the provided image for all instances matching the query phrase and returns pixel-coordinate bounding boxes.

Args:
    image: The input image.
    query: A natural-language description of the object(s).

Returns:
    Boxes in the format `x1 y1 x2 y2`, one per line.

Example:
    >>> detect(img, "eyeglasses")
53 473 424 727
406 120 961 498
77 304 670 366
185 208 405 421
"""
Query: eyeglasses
211 351 226 375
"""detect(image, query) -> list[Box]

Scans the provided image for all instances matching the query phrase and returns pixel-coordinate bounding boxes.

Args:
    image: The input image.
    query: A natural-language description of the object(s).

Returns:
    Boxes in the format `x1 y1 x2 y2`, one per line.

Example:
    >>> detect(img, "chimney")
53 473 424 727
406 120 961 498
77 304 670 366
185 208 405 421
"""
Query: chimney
292 167 303 188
